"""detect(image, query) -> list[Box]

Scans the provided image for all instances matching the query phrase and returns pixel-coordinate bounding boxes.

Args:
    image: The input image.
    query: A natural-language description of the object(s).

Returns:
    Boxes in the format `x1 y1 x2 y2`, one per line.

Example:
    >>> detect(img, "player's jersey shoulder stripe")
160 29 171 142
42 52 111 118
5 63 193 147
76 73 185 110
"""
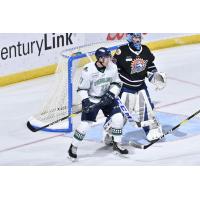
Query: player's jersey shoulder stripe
148 65 156 69
122 81 143 87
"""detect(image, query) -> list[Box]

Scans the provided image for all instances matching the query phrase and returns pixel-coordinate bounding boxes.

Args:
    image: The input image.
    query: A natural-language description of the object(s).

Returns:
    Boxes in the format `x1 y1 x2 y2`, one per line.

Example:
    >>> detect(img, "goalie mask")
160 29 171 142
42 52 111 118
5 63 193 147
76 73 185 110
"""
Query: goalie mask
127 33 142 51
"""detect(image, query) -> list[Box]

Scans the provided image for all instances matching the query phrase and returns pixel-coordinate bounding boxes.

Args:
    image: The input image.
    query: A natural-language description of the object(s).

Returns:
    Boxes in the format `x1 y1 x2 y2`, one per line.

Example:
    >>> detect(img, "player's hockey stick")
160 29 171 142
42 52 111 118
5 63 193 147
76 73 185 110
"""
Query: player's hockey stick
116 97 154 127
27 103 100 132
27 110 81 132
131 109 200 149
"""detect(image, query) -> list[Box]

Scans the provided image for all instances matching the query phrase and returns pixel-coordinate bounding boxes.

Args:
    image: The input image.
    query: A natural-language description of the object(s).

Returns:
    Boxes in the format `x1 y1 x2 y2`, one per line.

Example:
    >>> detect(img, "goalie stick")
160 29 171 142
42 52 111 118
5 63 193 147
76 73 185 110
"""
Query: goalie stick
104 97 155 132
130 109 200 149
116 97 155 127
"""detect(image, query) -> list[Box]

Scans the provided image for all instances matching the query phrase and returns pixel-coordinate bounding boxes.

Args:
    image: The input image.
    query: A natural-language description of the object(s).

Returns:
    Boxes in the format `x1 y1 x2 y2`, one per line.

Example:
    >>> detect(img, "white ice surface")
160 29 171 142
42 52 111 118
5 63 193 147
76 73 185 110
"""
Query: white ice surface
0 44 200 165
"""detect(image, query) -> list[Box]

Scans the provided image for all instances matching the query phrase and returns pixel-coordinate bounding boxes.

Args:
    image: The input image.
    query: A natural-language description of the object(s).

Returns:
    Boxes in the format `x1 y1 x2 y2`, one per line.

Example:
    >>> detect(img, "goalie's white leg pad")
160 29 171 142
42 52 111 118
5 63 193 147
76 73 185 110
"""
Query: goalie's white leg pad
120 91 139 126
146 125 164 142
137 89 164 140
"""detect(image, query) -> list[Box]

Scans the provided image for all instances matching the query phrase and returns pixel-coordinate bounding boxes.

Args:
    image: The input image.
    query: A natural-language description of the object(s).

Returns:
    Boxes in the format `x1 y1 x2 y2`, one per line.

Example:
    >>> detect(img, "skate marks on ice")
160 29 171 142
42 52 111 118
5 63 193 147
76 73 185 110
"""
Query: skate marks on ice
72 142 135 164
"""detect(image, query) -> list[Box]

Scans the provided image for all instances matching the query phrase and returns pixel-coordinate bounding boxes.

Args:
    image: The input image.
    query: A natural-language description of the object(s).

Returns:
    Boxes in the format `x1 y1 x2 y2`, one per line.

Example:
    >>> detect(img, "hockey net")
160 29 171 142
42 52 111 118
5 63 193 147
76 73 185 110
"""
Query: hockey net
28 40 127 133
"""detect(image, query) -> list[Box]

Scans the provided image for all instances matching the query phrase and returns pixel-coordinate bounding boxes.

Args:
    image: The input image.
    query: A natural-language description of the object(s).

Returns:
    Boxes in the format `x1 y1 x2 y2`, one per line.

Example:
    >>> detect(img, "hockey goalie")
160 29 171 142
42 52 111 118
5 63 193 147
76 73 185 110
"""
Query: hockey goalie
68 47 129 161
105 33 167 142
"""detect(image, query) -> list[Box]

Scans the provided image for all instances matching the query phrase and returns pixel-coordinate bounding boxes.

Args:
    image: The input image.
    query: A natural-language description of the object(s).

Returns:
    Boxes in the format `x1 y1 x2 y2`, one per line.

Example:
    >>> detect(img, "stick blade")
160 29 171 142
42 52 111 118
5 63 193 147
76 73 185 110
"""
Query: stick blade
26 121 38 132
129 141 145 149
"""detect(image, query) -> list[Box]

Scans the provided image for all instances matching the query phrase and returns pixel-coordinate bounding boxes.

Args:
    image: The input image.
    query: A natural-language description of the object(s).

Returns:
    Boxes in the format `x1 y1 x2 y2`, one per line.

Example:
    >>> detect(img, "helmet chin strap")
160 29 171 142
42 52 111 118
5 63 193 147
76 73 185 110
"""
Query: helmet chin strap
99 61 107 68
96 60 107 70
97 57 108 68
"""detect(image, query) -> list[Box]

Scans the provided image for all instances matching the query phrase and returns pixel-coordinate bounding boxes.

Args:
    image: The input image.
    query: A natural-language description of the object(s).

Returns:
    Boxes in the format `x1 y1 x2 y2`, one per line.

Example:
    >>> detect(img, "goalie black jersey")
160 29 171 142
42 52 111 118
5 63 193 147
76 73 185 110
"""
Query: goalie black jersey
113 44 158 89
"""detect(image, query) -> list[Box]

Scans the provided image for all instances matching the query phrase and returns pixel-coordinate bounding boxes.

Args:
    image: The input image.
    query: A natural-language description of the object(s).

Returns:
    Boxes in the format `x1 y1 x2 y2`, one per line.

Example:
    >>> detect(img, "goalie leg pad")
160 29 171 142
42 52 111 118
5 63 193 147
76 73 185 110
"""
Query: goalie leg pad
120 87 138 113
137 89 155 120
120 89 138 125
146 126 163 141
138 89 163 137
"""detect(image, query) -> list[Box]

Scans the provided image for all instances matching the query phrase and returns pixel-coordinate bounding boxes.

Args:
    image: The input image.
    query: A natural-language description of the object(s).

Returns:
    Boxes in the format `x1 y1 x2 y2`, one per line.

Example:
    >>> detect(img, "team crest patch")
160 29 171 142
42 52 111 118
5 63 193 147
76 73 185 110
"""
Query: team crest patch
130 58 147 74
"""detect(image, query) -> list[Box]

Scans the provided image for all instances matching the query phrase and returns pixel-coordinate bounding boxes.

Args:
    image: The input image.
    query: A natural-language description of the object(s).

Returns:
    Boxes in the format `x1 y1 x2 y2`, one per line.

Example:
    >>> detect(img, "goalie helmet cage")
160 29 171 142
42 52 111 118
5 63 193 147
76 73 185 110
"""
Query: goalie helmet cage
28 40 127 133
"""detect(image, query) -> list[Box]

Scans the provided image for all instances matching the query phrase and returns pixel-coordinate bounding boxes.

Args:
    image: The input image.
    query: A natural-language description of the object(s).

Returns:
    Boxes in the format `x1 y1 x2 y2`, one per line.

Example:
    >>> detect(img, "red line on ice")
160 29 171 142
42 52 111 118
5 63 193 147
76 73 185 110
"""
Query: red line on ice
156 95 200 109
0 134 64 153
168 76 200 88
156 76 200 109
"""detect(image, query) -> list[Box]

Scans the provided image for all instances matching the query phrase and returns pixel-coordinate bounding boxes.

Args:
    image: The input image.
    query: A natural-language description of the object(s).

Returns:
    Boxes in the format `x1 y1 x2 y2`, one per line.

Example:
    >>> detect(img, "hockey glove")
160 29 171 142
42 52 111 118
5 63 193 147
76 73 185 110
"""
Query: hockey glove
100 91 115 107
82 98 94 113
148 71 167 90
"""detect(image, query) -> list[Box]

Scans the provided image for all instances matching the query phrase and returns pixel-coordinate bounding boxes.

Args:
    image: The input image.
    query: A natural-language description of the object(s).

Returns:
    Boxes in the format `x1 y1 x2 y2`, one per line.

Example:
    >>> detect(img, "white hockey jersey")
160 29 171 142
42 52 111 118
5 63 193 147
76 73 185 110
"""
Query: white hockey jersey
77 62 122 103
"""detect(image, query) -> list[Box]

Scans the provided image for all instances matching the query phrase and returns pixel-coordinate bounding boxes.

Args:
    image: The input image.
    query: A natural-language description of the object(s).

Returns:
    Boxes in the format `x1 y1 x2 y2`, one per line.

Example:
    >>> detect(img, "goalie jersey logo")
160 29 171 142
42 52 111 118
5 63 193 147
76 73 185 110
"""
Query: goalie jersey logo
130 58 148 74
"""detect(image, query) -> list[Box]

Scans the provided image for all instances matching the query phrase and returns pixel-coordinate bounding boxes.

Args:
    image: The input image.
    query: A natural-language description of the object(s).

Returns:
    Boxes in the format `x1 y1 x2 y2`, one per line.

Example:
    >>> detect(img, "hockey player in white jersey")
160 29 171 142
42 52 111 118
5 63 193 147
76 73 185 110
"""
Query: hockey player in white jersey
68 47 128 160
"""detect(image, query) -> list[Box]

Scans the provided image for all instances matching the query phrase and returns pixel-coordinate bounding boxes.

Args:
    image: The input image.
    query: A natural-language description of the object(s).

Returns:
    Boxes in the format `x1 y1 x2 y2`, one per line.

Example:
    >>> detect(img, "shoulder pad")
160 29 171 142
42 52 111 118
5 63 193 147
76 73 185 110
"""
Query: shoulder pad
142 44 150 51
114 44 128 55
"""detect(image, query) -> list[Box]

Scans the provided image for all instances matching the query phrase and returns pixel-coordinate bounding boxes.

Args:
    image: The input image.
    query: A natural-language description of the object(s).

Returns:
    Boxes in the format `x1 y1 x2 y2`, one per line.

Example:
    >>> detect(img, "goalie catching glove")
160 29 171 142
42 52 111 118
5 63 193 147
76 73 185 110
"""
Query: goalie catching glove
148 71 167 90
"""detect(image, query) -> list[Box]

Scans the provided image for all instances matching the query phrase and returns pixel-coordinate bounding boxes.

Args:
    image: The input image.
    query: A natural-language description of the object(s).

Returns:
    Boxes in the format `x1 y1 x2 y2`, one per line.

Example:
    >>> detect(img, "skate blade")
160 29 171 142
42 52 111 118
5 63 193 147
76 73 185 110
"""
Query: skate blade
113 151 129 158
104 142 113 146
129 141 145 149
67 155 78 162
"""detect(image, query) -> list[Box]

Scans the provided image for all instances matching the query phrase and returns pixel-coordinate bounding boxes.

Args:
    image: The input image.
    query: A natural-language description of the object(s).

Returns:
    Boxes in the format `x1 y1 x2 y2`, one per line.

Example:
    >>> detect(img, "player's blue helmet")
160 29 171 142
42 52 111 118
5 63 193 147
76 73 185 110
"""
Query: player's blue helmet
126 33 142 51
95 47 111 60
